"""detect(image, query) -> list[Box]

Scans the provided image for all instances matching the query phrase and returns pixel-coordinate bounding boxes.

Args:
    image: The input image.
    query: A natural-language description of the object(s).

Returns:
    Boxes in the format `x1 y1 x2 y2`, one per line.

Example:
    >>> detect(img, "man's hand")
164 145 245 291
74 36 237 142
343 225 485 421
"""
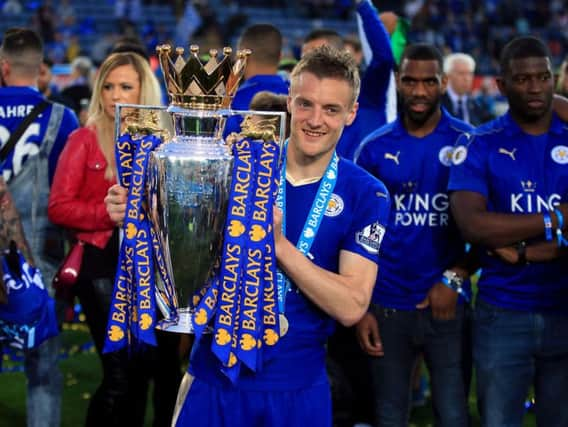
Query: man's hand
105 184 128 225
273 206 284 249
356 312 384 357
416 281 458 320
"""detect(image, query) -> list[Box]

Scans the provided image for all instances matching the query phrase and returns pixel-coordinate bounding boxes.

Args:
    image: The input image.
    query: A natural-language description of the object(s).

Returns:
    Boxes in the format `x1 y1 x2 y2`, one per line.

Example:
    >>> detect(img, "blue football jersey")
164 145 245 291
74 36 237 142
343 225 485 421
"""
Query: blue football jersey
0 86 79 184
231 75 289 111
356 109 472 309
0 250 59 350
448 112 568 312
224 75 290 137
190 158 390 390
336 0 396 161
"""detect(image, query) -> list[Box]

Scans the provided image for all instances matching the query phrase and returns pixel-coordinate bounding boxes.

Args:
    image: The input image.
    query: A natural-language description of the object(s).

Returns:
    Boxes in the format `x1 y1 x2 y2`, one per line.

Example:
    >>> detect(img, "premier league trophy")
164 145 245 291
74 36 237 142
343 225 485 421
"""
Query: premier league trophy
105 44 286 379
145 45 243 333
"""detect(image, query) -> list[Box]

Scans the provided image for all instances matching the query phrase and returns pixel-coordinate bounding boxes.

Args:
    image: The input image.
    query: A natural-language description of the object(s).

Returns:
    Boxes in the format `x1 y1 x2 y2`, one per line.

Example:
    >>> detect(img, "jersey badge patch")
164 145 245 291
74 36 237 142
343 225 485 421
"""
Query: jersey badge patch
325 193 344 217
439 146 453 167
356 222 385 255
452 145 468 165
551 145 568 164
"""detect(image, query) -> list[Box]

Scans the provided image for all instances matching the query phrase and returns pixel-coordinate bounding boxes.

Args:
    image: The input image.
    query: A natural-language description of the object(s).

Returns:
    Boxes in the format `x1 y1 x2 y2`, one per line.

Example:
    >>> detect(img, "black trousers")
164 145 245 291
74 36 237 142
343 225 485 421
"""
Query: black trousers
327 325 376 427
76 275 182 427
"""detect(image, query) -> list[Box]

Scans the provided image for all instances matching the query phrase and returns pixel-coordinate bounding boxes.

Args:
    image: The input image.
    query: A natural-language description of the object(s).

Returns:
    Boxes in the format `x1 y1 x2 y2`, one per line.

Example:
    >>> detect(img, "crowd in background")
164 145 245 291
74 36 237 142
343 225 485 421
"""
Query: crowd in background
3 1 568 72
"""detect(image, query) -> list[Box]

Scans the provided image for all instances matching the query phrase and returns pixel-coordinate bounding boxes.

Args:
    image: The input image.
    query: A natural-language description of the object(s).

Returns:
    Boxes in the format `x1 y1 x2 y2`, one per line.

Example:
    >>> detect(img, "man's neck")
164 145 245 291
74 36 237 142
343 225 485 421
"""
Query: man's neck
447 85 466 101
510 109 553 136
244 62 279 80
285 144 334 181
403 108 442 138
4 77 37 87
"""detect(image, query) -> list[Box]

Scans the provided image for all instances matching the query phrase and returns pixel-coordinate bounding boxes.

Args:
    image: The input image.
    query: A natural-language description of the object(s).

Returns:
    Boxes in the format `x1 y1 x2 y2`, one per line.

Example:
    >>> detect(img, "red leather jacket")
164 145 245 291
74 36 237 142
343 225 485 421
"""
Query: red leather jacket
48 126 117 249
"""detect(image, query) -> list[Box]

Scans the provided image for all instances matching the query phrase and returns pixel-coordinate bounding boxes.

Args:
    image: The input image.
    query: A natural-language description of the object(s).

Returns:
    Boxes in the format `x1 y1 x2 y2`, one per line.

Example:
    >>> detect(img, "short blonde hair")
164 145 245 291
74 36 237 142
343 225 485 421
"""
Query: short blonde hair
291 45 360 107
87 52 162 179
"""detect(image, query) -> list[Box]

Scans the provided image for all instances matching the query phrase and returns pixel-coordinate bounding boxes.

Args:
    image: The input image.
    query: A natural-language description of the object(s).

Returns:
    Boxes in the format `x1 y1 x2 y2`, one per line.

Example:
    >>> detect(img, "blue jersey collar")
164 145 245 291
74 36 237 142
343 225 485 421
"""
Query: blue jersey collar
502 111 565 137
0 86 41 96
239 74 287 90
391 107 454 137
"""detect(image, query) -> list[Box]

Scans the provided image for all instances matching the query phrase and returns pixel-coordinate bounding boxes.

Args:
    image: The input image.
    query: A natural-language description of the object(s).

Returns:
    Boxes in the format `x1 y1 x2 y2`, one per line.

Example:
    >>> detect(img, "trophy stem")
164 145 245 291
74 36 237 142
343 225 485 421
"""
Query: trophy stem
171 111 227 139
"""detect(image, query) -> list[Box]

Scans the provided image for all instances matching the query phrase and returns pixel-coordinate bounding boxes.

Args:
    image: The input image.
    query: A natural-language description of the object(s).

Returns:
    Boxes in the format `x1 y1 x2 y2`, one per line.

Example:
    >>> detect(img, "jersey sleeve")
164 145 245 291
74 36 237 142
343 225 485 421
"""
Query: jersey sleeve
447 132 489 198
356 0 395 109
342 174 390 264
354 131 383 179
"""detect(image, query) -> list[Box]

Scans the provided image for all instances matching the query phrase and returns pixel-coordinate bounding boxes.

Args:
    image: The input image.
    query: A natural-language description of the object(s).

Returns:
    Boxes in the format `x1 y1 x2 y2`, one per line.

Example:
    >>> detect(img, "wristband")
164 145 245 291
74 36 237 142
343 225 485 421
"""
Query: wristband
553 208 568 247
516 240 527 265
543 211 553 241
441 270 470 303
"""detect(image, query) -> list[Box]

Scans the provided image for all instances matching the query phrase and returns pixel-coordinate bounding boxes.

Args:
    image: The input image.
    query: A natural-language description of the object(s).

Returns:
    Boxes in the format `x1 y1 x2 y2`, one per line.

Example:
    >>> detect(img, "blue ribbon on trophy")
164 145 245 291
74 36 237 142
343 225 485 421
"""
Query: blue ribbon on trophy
233 139 279 372
275 142 339 338
259 148 281 367
221 138 281 381
104 133 162 352
189 135 282 382
210 138 255 370
104 133 136 352
151 227 179 328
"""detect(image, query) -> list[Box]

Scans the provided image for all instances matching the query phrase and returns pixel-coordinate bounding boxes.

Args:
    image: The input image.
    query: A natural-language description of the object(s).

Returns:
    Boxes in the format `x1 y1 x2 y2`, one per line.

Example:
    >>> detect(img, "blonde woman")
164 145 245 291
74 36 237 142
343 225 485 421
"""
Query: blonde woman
48 52 180 427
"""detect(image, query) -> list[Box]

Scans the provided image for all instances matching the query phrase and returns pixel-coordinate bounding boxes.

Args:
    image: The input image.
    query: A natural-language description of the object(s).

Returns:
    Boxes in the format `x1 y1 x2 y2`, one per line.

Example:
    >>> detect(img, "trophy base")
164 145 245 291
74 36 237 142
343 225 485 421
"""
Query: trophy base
156 308 213 335
156 308 194 334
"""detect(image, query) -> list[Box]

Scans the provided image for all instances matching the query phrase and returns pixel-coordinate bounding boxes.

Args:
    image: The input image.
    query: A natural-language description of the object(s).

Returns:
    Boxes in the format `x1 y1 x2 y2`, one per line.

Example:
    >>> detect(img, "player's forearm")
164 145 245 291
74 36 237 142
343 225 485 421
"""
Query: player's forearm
457 211 553 248
275 238 374 327
451 193 568 248
450 247 480 277
525 240 568 262
357 0 394 66
0 178 34 265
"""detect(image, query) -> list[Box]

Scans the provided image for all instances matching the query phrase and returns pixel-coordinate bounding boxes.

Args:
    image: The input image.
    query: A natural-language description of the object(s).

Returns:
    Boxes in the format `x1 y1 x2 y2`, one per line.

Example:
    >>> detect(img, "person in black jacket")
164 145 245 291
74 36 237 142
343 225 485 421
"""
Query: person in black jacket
441 52 494 125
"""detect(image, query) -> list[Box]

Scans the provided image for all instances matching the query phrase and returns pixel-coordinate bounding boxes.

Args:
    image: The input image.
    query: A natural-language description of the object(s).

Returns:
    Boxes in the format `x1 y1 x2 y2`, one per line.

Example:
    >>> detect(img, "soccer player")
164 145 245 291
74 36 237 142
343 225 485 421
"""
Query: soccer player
232 24 289 111
0 28 79 427
301 0 397 161
105 45 391 427
355 43 474 426
449 36 568 426
224 23 289 137
310 3 397 423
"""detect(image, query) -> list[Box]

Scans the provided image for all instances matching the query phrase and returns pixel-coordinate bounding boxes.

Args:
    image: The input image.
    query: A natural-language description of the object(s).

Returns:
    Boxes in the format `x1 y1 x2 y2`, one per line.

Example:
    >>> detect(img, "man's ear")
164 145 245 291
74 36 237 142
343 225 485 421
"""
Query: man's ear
0 59 9 84
345 101 358 126
441 73 448 94
496 76 506 96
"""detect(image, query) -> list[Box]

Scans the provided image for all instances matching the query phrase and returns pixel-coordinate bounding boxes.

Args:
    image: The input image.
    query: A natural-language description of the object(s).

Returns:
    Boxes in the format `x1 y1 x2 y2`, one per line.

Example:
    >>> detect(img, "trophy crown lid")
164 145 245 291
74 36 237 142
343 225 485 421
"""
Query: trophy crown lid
156 43 251 110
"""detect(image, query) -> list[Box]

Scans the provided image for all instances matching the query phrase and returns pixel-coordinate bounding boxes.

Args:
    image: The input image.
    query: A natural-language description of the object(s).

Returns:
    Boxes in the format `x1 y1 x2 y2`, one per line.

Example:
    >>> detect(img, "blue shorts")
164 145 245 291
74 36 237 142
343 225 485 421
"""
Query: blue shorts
174 375 332 427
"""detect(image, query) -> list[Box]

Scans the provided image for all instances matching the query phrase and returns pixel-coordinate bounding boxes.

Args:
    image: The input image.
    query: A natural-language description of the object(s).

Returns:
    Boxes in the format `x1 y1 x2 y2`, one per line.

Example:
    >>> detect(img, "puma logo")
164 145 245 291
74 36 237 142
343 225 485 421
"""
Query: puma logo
384 151 400 165
498 147 517 161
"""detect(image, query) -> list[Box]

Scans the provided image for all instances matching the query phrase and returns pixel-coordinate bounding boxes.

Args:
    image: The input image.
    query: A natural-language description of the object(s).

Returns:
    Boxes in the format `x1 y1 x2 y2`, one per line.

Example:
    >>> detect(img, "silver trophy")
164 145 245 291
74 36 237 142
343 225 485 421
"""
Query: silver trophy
124 45 286 333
